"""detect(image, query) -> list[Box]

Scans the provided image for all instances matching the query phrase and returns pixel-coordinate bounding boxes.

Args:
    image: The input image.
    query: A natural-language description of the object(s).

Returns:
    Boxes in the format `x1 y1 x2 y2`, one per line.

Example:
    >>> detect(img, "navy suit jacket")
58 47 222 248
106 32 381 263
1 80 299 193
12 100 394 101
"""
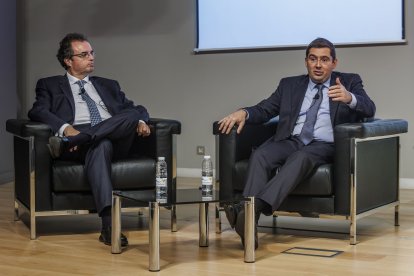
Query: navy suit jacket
28 75 149 133
244 71 376 141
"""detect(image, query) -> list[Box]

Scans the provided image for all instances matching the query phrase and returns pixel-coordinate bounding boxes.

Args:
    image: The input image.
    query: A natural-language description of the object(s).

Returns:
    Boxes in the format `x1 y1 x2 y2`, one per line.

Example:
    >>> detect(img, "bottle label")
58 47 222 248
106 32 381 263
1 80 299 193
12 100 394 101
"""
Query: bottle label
156 177 167 187
201 176 213 186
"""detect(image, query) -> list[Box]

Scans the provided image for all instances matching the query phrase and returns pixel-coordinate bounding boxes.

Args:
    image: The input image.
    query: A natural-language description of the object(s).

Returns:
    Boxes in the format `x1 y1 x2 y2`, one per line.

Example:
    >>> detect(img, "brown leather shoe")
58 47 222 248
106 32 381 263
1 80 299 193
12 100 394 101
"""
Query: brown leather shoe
99 227 128 247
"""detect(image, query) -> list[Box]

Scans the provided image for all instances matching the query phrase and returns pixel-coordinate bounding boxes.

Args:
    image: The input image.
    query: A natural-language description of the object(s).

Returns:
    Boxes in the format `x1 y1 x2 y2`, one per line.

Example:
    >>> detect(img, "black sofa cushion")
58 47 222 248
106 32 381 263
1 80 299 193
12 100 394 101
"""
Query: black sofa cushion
233 159 333 196
52 157 156 192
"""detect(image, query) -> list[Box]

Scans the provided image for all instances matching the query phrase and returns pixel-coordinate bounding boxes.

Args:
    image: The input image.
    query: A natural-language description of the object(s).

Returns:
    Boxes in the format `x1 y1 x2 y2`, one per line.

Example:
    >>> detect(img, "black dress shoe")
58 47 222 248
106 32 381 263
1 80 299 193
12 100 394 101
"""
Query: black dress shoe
224 204 237 228
47 136 70 158
224 202 244 228
235 209 258 250
99 227 128 247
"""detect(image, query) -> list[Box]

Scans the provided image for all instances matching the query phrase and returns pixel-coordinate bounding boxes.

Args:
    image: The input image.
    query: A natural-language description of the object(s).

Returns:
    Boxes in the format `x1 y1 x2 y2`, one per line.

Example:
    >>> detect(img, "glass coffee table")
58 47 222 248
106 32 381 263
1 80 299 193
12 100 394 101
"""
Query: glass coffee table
111 188 255 272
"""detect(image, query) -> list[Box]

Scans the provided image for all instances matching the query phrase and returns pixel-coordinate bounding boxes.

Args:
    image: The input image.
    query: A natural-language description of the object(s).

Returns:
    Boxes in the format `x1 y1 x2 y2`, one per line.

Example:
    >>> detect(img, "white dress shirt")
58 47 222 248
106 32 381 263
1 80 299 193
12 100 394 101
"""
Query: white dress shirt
58 73 112 136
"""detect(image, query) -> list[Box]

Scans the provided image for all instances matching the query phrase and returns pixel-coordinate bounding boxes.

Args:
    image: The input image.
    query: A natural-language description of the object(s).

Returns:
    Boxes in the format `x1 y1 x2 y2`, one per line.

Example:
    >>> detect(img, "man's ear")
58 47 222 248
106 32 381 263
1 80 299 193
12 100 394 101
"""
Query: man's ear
64 58 72 69
332 58 338 67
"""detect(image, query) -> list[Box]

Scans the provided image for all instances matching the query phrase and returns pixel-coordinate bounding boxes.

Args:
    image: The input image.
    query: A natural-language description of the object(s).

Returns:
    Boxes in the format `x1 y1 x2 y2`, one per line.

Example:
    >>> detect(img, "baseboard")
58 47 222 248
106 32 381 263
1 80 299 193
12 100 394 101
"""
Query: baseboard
400 178 414 189
0 170 13 185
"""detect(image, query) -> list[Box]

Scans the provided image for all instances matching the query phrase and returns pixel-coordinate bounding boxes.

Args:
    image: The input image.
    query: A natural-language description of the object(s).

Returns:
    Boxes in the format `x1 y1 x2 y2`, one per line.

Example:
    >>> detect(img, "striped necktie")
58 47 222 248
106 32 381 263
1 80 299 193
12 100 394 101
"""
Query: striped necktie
76 80 102 126
298 84 324 145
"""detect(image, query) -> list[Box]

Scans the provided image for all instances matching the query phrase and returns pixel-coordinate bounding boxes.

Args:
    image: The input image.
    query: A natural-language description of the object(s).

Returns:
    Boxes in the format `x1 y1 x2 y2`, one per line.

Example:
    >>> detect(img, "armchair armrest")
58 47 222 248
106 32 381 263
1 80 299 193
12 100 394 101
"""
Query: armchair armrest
333 119 408 215
6 119 52 138
213 119 278 197
148 118 181 195
334 119 408 139
149 118 181 135
6 119 53 211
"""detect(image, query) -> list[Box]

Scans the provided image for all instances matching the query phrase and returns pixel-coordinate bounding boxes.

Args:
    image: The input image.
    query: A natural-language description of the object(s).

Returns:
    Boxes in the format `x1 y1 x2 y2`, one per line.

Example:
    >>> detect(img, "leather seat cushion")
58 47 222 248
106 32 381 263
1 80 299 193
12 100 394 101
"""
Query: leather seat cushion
52 157 156 192
233 159 333 196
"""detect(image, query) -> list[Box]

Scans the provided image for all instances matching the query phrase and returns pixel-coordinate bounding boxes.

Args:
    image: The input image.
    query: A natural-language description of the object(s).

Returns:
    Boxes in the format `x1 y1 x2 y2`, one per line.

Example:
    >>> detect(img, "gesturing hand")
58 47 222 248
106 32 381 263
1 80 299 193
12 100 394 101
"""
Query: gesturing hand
328 77 352 104
218 109 247 134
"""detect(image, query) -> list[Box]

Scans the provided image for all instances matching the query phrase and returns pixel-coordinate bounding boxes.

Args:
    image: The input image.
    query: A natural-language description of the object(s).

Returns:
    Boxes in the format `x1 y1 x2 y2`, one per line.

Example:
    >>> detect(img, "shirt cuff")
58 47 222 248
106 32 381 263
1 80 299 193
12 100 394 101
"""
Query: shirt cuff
58 123 70 137
241 108 250 120
347 93 357 109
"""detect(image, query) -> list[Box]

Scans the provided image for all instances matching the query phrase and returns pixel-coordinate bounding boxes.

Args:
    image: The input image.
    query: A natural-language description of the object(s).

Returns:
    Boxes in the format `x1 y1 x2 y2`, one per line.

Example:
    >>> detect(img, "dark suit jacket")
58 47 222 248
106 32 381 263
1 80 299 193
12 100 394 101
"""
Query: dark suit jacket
244 71 376 141
28 75 149 133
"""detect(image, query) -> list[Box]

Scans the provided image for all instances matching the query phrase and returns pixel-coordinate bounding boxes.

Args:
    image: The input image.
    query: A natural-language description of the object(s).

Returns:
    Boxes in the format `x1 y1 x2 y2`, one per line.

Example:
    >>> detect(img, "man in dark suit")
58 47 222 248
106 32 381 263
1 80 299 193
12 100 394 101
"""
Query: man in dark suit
28 33 151 246
218 38 376 248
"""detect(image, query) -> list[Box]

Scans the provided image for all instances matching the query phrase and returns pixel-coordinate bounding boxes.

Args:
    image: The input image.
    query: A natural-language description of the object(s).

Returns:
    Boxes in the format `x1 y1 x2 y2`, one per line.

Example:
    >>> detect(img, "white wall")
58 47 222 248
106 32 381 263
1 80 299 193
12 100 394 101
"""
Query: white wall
18 0 414 178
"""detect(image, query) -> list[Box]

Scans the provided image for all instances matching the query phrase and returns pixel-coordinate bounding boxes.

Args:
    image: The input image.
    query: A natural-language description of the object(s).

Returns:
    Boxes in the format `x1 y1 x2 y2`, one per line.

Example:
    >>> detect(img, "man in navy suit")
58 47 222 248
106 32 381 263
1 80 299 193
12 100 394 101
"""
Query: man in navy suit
218 38 376 248
28 33 151 246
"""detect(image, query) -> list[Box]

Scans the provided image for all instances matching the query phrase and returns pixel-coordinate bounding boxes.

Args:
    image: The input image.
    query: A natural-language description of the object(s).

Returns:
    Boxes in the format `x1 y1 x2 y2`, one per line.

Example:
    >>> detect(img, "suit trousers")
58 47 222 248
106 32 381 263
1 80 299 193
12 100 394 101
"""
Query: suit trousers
243 136 334 211
60 109 142 214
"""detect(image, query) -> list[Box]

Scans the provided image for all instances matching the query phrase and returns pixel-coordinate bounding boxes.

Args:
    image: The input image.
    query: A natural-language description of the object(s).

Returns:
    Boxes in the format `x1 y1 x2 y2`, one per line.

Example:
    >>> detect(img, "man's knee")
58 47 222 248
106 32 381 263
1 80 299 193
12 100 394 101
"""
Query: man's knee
287 150 314 167
249 148 273 170
94 139 113 154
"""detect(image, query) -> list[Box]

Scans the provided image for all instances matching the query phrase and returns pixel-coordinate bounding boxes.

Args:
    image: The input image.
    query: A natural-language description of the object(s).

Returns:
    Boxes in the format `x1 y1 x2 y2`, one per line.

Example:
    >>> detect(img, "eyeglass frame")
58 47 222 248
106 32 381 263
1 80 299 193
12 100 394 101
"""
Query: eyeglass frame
71 50 95 59
306 54 333 66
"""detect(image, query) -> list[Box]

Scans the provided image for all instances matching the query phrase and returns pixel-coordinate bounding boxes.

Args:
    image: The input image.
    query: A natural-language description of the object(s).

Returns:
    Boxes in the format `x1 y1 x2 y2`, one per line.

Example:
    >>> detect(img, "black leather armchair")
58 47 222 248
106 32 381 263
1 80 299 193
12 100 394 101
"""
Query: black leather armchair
213 118 408 244
6 118 181 239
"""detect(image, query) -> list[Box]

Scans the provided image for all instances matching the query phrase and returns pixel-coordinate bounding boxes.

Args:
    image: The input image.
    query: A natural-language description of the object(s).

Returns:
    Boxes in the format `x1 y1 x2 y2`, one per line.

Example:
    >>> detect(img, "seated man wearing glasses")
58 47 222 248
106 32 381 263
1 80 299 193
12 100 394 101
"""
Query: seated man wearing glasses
28 33 151 246
218 37 376 249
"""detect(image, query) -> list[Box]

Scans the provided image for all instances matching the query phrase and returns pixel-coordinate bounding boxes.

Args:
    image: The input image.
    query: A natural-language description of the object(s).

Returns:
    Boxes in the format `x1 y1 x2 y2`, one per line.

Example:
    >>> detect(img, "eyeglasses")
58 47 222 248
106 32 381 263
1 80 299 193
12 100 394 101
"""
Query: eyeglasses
71 50 95 59
307 55 332 66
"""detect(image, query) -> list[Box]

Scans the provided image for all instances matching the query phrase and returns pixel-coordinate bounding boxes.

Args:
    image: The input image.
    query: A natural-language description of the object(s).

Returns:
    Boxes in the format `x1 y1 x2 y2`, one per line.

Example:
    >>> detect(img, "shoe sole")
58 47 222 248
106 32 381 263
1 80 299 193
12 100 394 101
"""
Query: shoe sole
99 235 128 247
48 137 62 158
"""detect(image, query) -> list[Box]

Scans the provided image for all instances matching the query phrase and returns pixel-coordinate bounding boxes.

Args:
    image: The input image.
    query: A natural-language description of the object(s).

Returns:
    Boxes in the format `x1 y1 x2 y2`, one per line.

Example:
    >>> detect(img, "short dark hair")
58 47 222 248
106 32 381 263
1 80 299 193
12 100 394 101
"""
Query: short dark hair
306 37 336 60
56 33 89 70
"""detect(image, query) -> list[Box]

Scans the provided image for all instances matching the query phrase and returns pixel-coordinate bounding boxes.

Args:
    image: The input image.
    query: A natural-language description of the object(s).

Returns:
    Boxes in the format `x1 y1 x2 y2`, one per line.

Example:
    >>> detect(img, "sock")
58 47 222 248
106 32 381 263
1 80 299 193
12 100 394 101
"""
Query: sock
256 198 273 216
66 133 91 148
100 206 111 230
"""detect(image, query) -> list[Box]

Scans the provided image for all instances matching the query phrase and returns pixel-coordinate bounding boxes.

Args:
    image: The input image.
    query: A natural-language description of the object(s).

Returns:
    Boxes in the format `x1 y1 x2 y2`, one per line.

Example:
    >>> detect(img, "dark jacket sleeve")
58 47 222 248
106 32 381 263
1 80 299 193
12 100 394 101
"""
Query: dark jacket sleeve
344 73 376 118
95 78 150 123
28 78 71 133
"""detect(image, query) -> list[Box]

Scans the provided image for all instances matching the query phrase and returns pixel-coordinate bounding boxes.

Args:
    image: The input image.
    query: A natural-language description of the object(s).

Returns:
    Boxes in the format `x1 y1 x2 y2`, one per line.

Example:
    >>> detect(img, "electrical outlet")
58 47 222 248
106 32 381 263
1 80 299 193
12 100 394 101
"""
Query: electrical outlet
196 146 205 155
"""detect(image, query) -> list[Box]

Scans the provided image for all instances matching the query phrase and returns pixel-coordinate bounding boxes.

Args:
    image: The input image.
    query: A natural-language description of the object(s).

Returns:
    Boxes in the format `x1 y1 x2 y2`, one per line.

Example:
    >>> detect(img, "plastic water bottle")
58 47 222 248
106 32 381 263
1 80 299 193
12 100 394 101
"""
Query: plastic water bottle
155 157 167 197
201 155 213 197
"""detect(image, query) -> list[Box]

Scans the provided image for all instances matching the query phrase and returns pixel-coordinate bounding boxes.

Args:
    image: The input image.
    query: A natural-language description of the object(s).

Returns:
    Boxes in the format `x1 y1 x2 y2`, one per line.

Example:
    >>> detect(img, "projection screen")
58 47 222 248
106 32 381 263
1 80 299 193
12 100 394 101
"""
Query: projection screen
195 0 405 53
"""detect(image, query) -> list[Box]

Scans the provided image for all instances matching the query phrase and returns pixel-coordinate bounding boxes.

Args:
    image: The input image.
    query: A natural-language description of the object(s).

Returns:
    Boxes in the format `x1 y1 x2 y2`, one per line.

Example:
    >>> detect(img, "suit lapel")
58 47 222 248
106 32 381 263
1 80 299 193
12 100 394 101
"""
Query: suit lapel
329 72 340 126
59 75 75 117
290 76 309 130
90 77 113 114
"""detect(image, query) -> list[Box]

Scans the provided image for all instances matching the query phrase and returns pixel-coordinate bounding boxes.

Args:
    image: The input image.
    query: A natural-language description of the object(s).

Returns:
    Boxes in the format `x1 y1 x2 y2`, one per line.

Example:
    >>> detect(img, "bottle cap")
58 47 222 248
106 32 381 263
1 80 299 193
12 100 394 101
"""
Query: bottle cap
158 157 165 161
204 155 211 159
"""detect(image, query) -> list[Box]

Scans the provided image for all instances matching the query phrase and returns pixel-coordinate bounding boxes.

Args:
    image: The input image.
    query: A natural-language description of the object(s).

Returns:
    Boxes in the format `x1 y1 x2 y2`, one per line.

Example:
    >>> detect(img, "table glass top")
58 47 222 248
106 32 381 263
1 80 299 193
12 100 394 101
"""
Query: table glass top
113 188 244 206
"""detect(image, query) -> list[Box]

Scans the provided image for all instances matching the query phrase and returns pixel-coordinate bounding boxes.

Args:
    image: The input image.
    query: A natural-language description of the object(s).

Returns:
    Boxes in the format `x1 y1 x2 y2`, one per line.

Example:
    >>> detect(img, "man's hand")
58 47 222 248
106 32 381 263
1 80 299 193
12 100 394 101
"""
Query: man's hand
137 121 151 137
63 125 80 152
63 125 80 137
328 77 352 104
218 109 247 134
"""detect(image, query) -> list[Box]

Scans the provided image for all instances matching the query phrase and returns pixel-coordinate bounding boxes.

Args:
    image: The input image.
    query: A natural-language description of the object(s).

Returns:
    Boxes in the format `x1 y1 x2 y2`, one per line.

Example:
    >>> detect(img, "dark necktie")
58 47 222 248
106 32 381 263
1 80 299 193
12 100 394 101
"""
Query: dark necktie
298 84 324 145
76 80 102 126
